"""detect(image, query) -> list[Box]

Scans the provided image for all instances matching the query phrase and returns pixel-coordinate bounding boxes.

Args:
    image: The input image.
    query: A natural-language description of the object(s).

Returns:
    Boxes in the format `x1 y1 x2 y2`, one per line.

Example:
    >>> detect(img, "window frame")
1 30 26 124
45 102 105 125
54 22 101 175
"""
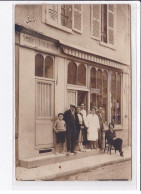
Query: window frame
91 4 116 49
35 52 55 81
43 4 83 34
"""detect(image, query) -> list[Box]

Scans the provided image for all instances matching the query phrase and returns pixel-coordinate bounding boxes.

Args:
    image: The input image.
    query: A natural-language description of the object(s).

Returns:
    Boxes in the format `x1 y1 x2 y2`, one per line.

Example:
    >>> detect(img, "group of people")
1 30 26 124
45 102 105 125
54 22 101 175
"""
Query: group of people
53 103 123 157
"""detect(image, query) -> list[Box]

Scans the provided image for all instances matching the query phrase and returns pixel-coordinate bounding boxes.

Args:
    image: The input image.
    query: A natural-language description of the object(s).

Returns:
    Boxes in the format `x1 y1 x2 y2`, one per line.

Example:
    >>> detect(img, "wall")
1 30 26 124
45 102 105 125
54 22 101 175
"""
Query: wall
18 46 38 159
15 4 130 65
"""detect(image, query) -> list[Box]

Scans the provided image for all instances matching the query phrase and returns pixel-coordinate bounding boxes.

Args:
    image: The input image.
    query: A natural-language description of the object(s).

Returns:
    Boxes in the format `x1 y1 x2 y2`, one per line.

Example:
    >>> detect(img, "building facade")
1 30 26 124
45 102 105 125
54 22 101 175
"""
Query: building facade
15 4 131 164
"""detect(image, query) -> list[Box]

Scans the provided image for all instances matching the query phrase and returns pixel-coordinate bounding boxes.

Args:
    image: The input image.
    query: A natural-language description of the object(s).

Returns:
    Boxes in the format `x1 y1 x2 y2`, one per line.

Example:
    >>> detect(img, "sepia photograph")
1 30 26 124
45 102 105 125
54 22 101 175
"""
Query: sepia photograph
15 2 132 181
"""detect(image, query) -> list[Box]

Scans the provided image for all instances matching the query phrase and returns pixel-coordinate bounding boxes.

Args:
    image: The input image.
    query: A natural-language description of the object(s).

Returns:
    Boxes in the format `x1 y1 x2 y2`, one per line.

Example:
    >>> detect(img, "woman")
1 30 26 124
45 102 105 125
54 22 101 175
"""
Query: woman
86 107 100 149
75 106 85 151
106 123 123 157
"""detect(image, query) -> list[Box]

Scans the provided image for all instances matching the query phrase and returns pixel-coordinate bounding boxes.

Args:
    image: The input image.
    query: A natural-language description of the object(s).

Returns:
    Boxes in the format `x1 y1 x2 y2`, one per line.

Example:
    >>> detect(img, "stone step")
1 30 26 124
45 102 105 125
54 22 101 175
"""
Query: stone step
20 149 103 169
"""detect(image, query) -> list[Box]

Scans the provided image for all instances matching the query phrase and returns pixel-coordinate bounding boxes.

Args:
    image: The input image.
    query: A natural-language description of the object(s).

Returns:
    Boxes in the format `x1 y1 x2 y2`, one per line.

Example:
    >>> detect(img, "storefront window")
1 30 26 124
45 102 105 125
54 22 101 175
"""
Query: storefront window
90 68 108 122
45 56 53 79
68 61 77 85
102 70 108 123
111 72 121 125
97 69 102 107
35 54 44 77
77 64 86 86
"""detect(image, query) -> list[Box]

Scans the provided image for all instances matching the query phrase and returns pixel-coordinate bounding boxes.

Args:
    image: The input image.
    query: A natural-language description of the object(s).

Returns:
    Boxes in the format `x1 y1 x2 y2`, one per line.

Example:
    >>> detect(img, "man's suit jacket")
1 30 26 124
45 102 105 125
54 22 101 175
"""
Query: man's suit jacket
63 109 76 132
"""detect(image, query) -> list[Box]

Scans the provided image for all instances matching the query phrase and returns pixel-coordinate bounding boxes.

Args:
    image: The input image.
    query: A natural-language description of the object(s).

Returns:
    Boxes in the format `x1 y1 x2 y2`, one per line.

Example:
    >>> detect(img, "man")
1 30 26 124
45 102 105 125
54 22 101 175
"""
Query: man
97 106 104 149
63 104 77 155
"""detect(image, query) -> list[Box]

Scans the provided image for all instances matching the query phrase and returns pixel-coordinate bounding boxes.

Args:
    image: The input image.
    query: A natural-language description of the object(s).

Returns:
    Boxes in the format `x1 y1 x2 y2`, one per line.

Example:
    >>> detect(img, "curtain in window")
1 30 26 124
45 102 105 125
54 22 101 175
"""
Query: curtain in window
97 69 102 107
102 70 108 123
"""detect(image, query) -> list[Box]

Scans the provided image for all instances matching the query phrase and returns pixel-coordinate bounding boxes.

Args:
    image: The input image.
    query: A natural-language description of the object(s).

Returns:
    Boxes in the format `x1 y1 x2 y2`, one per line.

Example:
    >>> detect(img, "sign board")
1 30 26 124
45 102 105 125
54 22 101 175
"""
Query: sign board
90 88 100 94
20 33 58 54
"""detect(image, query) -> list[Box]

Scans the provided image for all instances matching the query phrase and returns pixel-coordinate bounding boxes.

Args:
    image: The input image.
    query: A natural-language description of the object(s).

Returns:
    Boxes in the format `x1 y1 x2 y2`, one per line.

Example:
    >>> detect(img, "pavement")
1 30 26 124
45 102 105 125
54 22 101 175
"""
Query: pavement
16 146 131 181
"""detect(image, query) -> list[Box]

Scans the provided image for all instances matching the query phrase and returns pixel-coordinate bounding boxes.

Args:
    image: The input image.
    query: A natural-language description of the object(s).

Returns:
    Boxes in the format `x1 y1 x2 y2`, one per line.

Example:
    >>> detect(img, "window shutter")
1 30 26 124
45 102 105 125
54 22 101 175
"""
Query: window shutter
107 4 115 45
91 5 101 40
46 4 59 24
72 5 83 33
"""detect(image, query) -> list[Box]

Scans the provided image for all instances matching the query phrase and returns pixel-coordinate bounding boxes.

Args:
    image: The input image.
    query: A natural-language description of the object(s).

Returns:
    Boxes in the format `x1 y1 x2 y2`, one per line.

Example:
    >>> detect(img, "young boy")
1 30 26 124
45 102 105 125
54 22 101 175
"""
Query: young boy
53 113 66 154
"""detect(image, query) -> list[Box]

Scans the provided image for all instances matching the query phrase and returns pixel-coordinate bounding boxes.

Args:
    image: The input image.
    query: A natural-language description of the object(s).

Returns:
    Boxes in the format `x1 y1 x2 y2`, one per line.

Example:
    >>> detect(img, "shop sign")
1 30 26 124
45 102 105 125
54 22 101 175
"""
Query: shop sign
90 88 100 94
20 33 58 54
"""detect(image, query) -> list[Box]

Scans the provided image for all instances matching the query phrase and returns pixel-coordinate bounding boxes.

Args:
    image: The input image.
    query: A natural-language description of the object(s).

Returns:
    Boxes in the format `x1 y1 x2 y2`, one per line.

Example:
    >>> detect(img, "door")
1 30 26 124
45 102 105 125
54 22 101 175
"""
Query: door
35 79 54 149
68 90 77 108
78 91 88 111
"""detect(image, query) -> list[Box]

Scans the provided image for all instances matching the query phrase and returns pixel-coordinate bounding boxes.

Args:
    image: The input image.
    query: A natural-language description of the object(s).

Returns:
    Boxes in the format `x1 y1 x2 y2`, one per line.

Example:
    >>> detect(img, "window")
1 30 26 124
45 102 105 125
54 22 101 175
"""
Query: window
90 68 108 123
43 4 83 33
35 54 53 79
91 4 115 46
61 5 72 29
77 64 86 86
35 54 44 77
68 61 77 85
111 72 121 125
67 61 86 86
45 56 53 79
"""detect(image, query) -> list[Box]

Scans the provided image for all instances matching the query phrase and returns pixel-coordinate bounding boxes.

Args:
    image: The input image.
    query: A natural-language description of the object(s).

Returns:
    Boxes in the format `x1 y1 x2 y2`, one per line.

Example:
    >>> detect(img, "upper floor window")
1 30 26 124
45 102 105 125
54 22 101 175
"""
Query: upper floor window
67 61 86 86
35 54 53 79
91 4 115 46
42 4 83 33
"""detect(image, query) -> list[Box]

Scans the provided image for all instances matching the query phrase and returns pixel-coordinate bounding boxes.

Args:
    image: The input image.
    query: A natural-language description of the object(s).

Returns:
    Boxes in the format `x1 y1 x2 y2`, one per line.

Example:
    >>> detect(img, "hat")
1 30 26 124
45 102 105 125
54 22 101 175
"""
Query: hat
70 104 76 108
99 106 103 110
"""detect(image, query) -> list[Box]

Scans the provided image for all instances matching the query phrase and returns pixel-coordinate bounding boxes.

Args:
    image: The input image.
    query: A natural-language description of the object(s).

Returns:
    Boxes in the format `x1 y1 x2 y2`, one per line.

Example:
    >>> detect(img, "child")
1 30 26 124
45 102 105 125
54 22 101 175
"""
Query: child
53 113 66 154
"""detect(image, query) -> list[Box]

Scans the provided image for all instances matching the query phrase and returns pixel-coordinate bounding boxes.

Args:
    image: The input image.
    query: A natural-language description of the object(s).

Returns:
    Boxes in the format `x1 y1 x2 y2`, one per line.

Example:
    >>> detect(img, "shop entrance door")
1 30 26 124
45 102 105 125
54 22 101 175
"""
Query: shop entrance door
77 91 88 111
35 79 54 149
68 90 88 111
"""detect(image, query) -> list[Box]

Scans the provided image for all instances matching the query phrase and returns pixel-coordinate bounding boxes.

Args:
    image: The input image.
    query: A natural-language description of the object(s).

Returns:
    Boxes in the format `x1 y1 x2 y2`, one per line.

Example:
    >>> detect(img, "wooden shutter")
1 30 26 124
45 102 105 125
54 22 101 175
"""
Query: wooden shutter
107 4 115 45
91 5 101 40
44 4 59 24
72 4 83 33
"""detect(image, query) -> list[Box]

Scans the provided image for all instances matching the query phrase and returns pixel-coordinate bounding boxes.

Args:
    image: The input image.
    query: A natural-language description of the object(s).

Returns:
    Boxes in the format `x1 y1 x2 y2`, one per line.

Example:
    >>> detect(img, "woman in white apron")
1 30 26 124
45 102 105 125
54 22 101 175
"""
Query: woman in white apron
86 107 100 149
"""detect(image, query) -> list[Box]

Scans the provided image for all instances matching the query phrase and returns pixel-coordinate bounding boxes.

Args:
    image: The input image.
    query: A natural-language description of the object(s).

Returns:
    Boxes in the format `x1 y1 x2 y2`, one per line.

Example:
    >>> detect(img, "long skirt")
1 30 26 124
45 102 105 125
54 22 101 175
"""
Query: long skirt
111 138 123 152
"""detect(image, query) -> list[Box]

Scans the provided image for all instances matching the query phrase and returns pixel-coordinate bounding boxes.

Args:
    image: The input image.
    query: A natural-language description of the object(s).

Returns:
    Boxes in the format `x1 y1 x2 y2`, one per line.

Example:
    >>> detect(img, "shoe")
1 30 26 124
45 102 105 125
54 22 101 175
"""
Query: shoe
71 151 77 154
66 151 70 156
120 151 124 157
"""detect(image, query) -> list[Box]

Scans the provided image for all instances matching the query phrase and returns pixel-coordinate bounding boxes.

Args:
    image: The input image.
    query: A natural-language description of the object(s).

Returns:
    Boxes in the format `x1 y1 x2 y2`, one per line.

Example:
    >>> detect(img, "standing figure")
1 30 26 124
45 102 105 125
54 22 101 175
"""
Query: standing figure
97 106 104 149
80 103 87 146
86 107 100 149
106 123 123 157
53 113 66 154
75 106 85 152
63 104 77 155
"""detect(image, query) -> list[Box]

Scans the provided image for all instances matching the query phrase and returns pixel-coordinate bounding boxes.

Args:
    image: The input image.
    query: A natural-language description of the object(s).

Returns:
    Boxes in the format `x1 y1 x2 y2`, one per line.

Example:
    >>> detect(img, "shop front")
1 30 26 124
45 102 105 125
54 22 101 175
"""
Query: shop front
16 26 131 161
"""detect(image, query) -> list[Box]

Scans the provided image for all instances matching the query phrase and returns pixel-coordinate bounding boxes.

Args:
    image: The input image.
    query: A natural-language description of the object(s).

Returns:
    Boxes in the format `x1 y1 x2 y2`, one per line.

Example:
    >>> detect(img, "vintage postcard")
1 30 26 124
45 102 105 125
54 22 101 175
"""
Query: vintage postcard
15 2 132 182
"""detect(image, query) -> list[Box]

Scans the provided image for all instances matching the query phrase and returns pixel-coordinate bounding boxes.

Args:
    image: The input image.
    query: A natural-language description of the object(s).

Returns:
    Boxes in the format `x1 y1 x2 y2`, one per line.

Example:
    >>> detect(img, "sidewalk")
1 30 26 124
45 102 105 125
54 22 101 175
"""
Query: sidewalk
16 147 131 181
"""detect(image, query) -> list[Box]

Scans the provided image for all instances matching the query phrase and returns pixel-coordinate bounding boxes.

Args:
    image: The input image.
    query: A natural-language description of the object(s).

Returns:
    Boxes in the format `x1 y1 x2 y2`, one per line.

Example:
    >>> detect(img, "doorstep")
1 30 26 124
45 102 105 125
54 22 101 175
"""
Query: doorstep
20 149 103 169
16 147 131 181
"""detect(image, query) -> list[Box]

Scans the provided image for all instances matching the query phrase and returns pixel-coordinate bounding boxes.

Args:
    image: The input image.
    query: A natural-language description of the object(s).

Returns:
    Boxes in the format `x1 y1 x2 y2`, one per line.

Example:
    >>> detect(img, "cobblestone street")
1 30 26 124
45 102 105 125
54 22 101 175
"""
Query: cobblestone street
54 160 131 181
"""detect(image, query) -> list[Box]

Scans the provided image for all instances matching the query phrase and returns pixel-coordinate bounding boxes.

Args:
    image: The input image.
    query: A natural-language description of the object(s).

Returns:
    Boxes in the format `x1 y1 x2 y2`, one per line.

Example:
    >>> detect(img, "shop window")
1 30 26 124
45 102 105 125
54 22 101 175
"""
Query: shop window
102 70 108 123
35 54 44 77
111 72 121 125
45 56 53 79
97 69 102 108
90 68 108 122
91 4 115 46
77 64 86 86
90 67 96 88
68 61 77 85
43 4 83 33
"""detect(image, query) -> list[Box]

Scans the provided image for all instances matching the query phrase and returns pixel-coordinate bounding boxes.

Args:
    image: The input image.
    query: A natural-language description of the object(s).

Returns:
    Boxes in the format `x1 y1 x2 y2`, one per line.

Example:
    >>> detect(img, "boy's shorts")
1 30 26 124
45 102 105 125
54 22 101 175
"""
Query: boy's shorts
56 131 66 144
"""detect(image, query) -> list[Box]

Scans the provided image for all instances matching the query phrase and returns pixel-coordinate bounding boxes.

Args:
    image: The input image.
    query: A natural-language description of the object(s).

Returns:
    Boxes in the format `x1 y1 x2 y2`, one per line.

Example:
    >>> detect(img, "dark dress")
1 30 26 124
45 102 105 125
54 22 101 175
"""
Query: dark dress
63 109 76 152
105 129 123 152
